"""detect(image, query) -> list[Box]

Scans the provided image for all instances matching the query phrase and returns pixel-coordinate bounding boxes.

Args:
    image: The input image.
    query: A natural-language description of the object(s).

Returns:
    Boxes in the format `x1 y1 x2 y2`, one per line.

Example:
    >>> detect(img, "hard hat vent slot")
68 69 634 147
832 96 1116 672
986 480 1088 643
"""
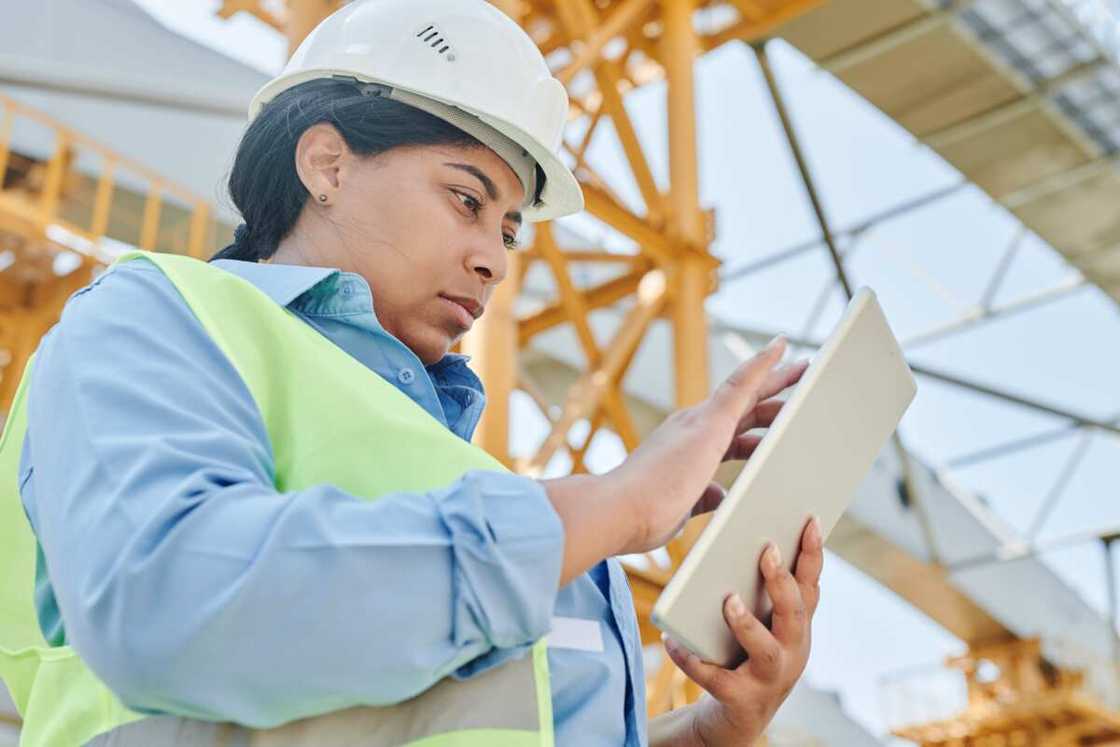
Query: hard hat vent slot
415 24 453 56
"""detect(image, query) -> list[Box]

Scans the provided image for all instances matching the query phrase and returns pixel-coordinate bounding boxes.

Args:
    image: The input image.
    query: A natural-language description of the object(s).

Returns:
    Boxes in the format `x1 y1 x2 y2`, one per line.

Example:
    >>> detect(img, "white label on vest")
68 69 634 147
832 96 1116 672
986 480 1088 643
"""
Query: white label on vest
546 616 604 653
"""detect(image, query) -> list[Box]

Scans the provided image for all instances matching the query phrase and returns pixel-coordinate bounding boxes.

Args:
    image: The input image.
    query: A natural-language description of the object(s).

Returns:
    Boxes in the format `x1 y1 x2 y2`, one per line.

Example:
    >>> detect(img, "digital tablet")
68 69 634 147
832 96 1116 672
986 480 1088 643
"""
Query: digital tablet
651 288 917 667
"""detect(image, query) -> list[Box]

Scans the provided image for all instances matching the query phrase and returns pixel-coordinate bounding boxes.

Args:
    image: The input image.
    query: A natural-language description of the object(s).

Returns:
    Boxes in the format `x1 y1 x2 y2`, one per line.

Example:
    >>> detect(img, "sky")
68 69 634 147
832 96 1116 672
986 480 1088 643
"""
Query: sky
116 0 1120 739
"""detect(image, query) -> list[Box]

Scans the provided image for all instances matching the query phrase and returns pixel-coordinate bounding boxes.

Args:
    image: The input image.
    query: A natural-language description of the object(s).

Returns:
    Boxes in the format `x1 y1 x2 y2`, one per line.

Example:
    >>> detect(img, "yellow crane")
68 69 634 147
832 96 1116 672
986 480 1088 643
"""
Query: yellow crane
3 0 1120 740
0 92 217 411
892 639 1120 747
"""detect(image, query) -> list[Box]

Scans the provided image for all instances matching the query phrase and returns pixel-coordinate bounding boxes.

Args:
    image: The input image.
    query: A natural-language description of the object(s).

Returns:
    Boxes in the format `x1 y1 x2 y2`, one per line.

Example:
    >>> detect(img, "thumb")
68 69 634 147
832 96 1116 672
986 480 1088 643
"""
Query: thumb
710 336 787 415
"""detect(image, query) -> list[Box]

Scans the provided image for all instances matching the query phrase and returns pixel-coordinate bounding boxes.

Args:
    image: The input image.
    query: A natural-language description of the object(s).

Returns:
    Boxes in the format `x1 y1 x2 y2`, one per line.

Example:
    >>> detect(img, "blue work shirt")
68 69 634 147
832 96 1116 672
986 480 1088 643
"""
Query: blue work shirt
18 257 647 746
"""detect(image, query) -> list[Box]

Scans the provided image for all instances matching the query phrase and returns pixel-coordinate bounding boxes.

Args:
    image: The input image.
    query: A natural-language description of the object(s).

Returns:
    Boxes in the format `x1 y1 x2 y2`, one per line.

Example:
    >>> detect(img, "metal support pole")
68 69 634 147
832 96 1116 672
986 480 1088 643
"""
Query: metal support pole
901 279 1088 350
754 42 852 299
1104 533 1120 670
944 411 1120 470
945 424 1079 470
719 181 966 284
716 322 1120 438
1026 430 1093 540
463 252 522 467
755 40 940 562
662 0 710 409
979 228 1027 311
660 3 711 674
945 525 1120 572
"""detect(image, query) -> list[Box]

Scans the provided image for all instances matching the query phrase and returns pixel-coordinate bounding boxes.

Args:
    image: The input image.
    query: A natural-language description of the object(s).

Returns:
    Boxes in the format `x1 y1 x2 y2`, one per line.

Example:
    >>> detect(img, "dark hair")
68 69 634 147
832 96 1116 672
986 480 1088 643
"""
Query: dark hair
210 78 483 263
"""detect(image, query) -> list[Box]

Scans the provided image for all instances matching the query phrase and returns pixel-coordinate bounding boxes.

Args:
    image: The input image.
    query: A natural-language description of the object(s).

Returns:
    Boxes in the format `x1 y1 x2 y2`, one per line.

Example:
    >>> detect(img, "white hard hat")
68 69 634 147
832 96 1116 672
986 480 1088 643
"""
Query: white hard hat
249 0 584 222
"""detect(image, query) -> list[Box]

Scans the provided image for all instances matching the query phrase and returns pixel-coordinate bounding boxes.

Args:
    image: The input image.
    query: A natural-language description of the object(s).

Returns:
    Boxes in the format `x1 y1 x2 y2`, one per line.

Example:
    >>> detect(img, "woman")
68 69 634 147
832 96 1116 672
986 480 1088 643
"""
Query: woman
0 1 823 745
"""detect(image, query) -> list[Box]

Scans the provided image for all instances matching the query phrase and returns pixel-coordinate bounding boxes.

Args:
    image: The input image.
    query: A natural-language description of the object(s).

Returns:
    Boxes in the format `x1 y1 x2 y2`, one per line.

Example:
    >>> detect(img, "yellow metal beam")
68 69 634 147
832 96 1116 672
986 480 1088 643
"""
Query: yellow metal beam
89 160 117 238
521 270 667 474
518 266 647 344
580 183 676 265
216 0 283 30
138 183 163 251
463 252 522 467
37 136 71 226
489 0 526 22
556 0 657 86
285 0 341 56
0 107 12 188
701 0 826 52
554 0 665 223
662 0 711 409
186 202 211 259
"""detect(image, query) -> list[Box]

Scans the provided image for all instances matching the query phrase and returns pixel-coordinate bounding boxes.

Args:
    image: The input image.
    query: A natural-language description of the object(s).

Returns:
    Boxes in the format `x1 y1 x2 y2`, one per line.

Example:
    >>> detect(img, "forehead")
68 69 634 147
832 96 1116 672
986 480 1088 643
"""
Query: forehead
421 144 526 203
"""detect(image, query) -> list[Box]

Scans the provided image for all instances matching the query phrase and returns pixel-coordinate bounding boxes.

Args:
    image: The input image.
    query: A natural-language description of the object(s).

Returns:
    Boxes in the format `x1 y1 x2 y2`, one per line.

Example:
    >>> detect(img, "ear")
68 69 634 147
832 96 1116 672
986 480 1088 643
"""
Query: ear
294 123 349 203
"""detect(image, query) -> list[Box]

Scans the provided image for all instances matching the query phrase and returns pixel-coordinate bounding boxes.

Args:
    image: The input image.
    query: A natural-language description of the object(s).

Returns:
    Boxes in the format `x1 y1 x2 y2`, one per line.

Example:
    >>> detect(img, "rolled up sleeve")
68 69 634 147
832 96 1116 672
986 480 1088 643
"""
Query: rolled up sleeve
440 471 563 650
23 262 564 728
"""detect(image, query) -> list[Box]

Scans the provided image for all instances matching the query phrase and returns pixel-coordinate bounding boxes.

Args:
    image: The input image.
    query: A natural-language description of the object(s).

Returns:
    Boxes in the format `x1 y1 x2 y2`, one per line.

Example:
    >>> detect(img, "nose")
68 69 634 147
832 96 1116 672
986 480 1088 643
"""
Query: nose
466 232 509 286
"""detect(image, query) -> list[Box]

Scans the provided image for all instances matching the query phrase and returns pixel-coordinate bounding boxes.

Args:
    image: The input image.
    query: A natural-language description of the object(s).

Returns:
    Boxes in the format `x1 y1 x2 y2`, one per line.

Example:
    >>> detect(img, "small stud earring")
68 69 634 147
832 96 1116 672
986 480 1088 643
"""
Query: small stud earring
318 194 328 203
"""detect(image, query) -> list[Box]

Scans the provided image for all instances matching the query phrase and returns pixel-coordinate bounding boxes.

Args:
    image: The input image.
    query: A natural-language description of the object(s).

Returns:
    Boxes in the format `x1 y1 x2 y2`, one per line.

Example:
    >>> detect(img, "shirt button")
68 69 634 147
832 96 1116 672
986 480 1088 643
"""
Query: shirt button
398 368 415 384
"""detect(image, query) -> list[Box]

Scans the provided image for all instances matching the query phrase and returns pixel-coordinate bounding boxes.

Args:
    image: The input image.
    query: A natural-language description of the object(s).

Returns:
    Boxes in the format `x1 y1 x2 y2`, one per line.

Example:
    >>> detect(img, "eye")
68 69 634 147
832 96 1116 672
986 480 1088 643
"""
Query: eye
452 189 482 216
503 233 521 251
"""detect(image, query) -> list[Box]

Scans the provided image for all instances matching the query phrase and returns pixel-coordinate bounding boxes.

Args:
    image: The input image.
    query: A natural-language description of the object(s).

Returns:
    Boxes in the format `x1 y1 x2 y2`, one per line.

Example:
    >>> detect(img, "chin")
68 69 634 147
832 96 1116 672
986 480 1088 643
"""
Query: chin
405 330 451 367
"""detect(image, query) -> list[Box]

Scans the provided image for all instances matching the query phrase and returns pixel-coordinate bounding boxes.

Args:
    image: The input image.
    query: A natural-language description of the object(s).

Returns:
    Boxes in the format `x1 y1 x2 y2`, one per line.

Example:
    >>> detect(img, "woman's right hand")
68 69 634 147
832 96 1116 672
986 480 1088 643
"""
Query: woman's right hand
608 336 808 555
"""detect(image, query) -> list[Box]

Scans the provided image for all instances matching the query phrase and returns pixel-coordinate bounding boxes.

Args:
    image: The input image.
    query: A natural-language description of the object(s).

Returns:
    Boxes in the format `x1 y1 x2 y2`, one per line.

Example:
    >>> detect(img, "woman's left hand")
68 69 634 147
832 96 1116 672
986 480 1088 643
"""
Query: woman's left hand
663 517 824 747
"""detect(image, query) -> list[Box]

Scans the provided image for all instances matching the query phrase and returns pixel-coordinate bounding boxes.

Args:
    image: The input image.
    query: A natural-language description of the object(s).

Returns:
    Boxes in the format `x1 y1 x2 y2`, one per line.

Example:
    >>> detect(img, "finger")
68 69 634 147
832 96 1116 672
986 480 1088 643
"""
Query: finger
793 517 824 616
723 593 783 682
728 360 806 434
691 481 727 516
709 337 788 417
732 398 785 435
760 543 806 647
663 635 734 700
758 359 810 402
722 433 763 462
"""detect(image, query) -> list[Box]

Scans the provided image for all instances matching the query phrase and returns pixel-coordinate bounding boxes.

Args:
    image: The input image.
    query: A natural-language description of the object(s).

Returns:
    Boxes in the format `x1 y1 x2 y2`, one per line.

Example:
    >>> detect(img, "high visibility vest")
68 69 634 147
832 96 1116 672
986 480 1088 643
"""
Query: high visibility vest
0 250 554 747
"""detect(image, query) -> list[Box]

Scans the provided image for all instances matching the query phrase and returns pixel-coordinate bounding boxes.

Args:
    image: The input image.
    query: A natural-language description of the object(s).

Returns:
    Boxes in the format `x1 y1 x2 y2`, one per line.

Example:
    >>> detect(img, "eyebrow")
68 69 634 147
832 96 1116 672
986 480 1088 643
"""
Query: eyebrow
444 162 523 226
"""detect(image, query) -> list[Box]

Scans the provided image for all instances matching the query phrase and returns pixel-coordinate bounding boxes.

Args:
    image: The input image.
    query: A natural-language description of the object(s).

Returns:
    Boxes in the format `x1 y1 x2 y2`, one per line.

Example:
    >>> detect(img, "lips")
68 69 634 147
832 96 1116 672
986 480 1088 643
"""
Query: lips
439 295 479 329
440 294 482 319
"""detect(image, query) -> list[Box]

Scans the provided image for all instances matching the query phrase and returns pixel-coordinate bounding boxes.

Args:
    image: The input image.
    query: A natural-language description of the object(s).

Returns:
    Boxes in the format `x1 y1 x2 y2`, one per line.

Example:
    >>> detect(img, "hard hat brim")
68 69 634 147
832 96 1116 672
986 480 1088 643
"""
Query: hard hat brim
249 71 585 223
471 110 585 223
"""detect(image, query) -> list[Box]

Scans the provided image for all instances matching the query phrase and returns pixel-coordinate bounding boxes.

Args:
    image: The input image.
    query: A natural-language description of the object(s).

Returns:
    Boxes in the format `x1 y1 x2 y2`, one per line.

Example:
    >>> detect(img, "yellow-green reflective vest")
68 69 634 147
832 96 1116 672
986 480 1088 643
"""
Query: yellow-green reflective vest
0 250 554 747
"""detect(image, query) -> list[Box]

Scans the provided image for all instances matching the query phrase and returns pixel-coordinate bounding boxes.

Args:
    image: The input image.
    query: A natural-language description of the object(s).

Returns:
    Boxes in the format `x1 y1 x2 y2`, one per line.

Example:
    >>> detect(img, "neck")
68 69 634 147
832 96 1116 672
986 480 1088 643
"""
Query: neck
271 212 334 267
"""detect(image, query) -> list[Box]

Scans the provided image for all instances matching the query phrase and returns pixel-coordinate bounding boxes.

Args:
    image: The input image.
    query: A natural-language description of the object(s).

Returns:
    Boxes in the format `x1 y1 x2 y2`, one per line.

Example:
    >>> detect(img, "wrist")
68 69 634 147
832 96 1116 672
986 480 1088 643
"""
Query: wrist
688 703 710 747
648 702 706 747
601 465 644 556
690 695 765 747
539 472 638 584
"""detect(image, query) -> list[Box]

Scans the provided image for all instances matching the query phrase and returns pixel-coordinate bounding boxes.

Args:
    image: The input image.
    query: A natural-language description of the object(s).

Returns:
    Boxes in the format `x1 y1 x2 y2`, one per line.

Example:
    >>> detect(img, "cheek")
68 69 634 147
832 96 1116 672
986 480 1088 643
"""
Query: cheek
407 209 468 274
343 187 465 300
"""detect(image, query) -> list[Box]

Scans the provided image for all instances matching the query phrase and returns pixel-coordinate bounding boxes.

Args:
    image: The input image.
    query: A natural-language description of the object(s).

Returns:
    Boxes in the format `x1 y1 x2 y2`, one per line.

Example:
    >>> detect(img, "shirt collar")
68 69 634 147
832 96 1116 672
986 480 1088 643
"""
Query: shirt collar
212 258 339 308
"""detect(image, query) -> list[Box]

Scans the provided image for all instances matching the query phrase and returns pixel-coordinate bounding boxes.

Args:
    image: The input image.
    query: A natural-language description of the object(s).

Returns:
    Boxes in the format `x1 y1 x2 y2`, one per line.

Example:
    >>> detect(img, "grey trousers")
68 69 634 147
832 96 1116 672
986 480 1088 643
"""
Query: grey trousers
85 717 249 746
83 652 541 746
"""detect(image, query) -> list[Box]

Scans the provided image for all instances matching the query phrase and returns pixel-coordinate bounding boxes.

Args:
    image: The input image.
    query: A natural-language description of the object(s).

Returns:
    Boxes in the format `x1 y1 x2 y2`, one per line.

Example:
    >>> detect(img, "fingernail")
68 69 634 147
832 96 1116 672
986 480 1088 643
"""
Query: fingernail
728 593 746 618
767 543 782 569
809 516 822 546
764 335 785 352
